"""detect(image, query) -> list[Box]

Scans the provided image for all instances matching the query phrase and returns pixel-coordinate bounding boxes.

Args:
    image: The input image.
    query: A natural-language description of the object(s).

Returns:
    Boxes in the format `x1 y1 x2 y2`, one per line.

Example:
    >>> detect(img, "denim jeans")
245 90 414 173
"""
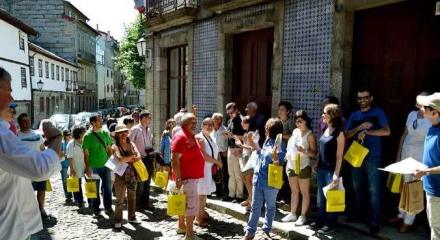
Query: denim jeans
246 182 278 236
136 156 154 208
316 168 338 228
351 157 381 226
92 167 113 211
60 166 72 200
73 178 84 204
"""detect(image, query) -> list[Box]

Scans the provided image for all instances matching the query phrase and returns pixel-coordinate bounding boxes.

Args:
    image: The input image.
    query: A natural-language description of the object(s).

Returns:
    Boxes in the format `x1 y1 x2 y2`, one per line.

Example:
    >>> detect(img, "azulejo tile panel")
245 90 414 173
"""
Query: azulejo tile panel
192 18 219 123
281 0 334 131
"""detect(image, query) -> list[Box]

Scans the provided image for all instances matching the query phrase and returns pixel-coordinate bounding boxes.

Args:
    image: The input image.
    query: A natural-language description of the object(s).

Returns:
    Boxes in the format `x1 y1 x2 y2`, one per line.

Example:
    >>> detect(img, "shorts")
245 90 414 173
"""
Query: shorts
240 154 254 176
182 179 199 217
32 180 47 191
287 166 312 179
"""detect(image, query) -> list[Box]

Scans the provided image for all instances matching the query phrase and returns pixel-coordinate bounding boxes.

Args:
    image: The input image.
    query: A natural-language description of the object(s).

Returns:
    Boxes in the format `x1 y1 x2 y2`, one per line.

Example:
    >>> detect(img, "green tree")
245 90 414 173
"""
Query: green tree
115 15 145 89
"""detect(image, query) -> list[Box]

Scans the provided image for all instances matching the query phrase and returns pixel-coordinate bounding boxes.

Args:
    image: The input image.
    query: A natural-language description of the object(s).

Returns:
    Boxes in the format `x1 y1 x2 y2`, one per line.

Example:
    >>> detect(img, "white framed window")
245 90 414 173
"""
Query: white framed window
56 65 60 80
61 67 64 81
51 64 55 79
19 33 25 50
29 57 34 76
45 61 49 79
38 59 43 77
20 67 27 88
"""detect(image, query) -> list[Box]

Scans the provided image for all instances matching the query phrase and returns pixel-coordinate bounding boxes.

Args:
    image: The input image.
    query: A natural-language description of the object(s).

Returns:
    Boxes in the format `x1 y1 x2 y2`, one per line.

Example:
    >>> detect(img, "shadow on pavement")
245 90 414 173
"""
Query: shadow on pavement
120 224 162 240
199 216 245 238
142 206 173 223
31 216 58 240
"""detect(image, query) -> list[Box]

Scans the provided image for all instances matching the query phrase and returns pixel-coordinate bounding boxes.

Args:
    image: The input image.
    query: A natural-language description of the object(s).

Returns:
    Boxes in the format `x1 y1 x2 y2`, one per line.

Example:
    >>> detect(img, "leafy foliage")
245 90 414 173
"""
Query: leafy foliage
114 15 145 89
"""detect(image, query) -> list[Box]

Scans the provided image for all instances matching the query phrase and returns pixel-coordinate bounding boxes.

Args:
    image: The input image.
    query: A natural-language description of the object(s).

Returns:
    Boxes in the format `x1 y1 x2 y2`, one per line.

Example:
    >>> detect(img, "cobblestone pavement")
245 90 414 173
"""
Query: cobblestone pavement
31 175 286 240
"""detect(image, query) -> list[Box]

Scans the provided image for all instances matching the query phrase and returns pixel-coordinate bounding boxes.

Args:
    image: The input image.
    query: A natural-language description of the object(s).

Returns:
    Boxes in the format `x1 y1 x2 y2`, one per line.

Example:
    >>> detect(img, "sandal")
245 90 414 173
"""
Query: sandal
240 200 249 207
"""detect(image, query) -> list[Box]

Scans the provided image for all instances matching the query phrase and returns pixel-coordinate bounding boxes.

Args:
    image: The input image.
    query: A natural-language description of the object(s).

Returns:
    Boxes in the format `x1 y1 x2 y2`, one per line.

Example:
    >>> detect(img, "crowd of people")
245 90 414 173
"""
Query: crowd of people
1 65 440 240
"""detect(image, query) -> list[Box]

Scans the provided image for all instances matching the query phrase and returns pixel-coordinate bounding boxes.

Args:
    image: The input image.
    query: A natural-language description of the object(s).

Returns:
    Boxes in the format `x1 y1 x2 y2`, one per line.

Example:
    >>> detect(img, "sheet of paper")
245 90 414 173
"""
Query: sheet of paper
105 155 128 176
378 157 427 174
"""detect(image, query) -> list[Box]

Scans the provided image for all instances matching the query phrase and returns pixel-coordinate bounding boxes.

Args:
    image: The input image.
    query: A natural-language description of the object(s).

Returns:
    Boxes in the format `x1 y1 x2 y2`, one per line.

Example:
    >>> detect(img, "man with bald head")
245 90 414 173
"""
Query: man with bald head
0 67 63 240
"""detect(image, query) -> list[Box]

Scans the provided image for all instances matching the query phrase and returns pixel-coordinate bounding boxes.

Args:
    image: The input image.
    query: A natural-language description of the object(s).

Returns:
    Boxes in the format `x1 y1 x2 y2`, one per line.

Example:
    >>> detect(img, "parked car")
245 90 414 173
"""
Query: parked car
49 114 75 131
74 112 94 128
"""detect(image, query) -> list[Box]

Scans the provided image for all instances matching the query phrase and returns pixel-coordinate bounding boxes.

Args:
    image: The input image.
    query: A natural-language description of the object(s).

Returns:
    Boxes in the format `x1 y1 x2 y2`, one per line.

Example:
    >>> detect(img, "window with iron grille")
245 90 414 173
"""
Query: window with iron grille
38 59 43 77
19 34 24 50
45 61 49 79
51 64 55 80
20 67 27 88
29 57 34 76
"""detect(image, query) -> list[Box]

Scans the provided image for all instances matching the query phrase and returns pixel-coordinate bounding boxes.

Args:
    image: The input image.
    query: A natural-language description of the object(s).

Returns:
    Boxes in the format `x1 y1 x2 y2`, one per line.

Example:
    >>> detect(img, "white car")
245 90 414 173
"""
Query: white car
74 112 94 128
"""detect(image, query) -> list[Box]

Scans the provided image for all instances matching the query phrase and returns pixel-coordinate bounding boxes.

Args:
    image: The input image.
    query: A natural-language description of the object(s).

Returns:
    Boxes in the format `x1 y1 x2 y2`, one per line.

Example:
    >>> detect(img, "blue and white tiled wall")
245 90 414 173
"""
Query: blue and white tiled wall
281 0 334 131
192 17 219 124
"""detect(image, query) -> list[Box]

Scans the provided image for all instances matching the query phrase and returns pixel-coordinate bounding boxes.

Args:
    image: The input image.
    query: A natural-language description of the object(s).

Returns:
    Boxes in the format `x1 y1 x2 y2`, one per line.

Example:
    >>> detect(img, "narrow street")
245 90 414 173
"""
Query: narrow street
31 175 287 240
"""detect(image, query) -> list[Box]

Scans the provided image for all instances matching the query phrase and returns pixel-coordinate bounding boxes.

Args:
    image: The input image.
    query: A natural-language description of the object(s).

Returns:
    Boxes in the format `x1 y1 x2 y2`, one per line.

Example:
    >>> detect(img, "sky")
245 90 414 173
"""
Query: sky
68 0 140 41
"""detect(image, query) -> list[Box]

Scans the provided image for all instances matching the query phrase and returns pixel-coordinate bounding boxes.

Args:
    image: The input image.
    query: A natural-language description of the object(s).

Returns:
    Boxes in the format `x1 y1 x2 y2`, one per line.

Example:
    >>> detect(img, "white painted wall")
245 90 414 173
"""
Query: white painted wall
29 50 78 93
97 64 114 100
0 20 31 101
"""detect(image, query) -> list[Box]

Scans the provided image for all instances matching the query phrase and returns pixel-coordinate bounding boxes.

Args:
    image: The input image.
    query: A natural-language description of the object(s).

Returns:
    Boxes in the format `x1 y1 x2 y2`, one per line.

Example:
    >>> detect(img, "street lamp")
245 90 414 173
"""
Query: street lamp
136 36 147 57
37 79 44 91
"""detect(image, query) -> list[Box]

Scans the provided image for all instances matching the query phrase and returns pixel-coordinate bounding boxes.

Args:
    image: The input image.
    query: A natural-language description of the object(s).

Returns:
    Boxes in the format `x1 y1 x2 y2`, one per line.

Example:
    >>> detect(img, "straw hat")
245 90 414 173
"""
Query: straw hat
114 124 129 133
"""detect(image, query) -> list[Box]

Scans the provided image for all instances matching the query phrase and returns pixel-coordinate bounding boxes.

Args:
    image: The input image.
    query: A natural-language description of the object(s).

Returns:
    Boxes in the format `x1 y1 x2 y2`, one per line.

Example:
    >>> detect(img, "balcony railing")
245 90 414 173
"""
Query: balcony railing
200 0 274 13
146 0 198 18
144 0 199 31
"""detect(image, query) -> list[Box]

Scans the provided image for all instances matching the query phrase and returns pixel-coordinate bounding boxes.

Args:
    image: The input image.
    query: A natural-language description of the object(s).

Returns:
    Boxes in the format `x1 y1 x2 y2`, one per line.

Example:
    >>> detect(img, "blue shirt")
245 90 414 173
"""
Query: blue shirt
61 140 69 168
346 107 389 159
160 132 172 164
422 124 440 197
253 138 286 188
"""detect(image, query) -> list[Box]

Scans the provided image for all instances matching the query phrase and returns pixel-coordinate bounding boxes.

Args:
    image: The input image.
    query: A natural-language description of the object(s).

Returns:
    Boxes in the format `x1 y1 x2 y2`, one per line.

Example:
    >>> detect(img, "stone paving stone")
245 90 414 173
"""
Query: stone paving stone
31 175 286 240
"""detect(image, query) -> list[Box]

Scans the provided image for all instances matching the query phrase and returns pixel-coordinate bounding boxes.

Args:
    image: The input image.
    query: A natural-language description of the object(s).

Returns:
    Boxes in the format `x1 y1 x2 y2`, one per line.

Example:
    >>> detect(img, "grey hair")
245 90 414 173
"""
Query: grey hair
212 112 223 120
0 67 12 85
247 102 258 110
181 113 196 127
173 112 185 126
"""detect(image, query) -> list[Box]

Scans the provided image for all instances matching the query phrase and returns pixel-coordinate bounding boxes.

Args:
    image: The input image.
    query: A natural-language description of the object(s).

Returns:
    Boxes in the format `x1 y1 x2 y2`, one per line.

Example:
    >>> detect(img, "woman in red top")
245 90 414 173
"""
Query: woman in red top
171 113 205 240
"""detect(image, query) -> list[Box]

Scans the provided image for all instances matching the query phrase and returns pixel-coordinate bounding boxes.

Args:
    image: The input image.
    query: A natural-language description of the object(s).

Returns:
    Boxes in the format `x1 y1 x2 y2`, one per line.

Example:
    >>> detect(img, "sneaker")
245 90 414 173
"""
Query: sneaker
65 198 73 204
222 196 234 202
105 208 114 215
114 223 122 229
295 216 307 226
281 213 297 222
317 225 336 234
242 233 254 240
94 210 102 216
128 218 140 224
309 222 323 230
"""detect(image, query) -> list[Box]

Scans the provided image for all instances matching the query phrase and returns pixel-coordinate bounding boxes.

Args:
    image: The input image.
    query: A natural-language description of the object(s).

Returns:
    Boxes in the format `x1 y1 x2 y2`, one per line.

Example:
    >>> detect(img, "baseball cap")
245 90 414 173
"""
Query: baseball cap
9 102 17 109
417 92 440 111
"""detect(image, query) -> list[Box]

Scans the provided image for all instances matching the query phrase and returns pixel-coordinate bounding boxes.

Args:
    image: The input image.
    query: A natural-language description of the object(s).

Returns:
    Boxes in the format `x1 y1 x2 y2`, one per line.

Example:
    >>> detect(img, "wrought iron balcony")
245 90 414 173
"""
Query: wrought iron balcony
144 0 199 31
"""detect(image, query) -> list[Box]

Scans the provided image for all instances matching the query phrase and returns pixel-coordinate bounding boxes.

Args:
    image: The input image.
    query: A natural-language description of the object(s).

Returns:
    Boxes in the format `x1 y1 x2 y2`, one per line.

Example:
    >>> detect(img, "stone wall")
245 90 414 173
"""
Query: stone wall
281 0 334 130
192 17 219 124
0 0 77 63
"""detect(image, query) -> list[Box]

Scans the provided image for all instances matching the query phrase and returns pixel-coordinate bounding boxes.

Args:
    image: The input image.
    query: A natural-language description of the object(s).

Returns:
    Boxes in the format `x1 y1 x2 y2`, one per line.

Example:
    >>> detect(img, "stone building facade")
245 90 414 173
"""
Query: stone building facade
0 0 99 113
143 0 440 152
96 30 118 109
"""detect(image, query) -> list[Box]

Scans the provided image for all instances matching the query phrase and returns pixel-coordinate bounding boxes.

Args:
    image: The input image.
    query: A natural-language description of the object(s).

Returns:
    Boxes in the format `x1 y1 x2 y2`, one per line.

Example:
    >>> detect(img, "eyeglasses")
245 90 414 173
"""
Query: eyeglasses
357 96 371 101
295 120 304 124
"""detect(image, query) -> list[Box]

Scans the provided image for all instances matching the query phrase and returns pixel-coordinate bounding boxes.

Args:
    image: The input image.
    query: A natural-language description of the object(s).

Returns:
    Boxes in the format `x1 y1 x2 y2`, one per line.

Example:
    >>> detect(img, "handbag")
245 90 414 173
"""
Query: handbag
268 164 283 189
167 192 186 216
399 181 424 215
387 173 402 194
67 177 80 192
45 180 52 192
294 153 301 175
344 139 369 167
133 159 149 182
85 180 97 199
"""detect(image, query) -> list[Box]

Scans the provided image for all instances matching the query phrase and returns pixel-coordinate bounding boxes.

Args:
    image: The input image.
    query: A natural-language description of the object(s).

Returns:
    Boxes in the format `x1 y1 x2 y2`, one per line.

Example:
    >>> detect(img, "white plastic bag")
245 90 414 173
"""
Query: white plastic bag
323 177 345 199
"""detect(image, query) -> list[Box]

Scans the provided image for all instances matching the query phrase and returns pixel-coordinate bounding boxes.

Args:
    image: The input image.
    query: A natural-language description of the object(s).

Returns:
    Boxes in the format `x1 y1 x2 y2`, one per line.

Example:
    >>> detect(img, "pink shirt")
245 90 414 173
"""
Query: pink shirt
128 124 153 157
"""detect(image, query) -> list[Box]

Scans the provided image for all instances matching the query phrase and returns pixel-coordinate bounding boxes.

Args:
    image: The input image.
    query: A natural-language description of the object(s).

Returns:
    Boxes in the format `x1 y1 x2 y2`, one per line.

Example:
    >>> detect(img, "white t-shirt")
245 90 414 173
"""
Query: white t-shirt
401 111 431 162
286 128 312 170
66 139 86 178
17 130 44 151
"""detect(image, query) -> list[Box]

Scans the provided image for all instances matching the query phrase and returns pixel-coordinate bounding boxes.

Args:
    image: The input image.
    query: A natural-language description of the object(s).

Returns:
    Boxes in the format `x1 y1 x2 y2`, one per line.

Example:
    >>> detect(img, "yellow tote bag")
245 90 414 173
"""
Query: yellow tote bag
133 160 149 182
155 171 169 189
85 180 97 199
45 180 52 192
167 193 186 216
268 164 283 189
387 173 402 194
326 190 345 212
67 177 80 192
294 153 301 175
344 140 369 167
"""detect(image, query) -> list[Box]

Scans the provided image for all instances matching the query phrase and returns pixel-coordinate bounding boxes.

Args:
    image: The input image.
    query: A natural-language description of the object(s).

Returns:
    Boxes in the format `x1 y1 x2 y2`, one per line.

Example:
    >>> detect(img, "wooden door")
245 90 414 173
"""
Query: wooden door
351 0 440 167
232 28 274 116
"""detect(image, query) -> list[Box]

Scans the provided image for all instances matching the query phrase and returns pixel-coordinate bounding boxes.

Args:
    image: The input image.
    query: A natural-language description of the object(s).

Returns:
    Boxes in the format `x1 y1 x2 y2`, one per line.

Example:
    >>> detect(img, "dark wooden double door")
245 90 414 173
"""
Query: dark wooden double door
351 0 440 166
232 28 274 116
